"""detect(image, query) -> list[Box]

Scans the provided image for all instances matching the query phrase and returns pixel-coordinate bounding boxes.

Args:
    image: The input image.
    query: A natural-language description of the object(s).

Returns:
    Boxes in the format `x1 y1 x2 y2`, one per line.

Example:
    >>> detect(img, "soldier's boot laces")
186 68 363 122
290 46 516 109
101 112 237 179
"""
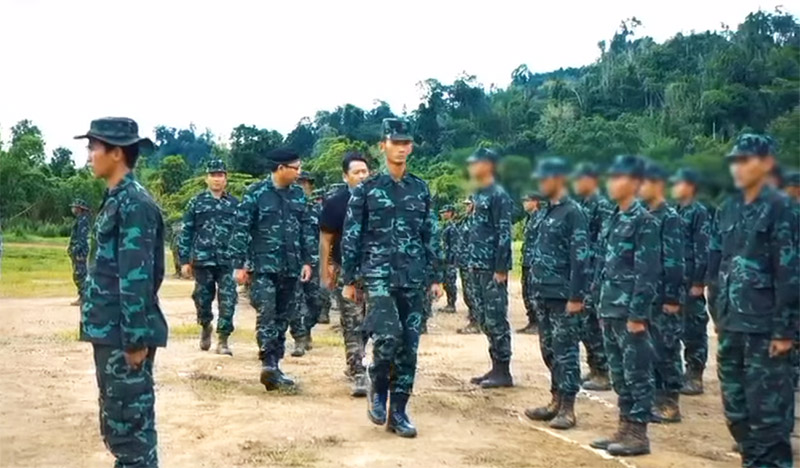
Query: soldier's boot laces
291 337 309 357
607 421 650 456
590 418 629 450
651 392 681 424
524 392 561 421
516 322 538 334
680 368 704 396
317 310 331 324
216 335 233 356
199 324 213 351
480 359 513 389
367 377 389 425
582 368 612 391
351 373 368 398
549 394 576 430
260 357 295 391
387 393 418 438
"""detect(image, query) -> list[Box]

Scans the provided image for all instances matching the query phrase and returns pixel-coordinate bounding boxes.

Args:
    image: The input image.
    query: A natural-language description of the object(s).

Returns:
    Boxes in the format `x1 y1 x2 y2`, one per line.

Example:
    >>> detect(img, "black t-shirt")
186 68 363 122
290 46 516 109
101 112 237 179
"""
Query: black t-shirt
319 188 350 265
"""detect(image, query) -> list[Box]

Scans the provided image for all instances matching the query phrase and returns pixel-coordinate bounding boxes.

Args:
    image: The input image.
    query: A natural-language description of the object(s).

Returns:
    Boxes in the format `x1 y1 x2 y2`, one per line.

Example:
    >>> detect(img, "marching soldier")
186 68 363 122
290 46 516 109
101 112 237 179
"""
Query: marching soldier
518 191 544 334
438 205 459 314
456 198 480 334
68 198 91 306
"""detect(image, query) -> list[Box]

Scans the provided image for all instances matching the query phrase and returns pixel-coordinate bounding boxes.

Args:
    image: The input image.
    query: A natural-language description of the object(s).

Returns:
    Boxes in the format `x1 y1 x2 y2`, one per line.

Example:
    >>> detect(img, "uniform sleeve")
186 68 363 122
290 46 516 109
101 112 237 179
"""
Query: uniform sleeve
118 200 160 350
662 213 685 305
231 187 258 270
299 195 314 266
629 217 661 321
691 206 710 286
706 209 721 287
771 198 799 339
177 197 196 265
568 208 590 302
421 189 443 284
341 183 366 285
76 215 91 258
493 191 513 273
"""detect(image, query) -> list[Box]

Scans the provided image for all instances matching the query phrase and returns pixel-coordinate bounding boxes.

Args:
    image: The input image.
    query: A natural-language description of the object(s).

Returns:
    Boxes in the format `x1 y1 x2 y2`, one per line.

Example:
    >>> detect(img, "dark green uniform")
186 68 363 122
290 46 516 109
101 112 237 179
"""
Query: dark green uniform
521 207 544 327
456 214 477 325
178 189 239 338
68 203 91 300
440 221 459 309
166 220 182 277
290 200 323 341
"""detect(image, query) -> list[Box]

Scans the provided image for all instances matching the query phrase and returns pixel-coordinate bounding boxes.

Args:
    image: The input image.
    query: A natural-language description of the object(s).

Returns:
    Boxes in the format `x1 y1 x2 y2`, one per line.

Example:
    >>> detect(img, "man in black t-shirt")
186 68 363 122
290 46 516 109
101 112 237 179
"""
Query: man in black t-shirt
320 152 371 396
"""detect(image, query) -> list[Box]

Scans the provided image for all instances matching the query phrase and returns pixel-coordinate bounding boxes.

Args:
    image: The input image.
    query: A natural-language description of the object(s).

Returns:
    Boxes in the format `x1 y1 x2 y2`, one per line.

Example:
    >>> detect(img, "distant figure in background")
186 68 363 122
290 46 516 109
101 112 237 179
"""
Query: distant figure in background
456 198 479 334
518 191 544 334
783 170 800 203
438 205 459 314
68 198 91 306
167 220 183 278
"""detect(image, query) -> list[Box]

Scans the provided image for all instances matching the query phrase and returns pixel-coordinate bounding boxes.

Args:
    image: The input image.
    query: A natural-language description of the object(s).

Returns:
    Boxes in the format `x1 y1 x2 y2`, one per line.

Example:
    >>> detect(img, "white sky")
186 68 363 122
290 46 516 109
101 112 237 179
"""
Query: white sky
0 0 793 165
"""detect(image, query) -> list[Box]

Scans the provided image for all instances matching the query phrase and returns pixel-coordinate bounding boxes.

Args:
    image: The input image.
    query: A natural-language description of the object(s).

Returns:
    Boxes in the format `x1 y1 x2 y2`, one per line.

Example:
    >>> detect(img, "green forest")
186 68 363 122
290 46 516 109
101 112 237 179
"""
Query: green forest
1 10 798 237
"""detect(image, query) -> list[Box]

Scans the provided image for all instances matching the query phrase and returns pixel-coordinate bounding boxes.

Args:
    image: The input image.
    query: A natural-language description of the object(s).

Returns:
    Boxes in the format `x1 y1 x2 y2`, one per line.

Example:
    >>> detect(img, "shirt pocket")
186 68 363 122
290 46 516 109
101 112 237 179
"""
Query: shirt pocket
607 222 636 271
367 196 394 232
403 199 426 233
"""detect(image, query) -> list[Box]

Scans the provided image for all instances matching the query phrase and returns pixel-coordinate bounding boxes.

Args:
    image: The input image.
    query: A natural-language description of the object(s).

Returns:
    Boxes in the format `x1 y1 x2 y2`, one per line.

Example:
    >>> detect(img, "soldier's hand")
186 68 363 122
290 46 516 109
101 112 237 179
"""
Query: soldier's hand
431 283 443 299
662 303 680 314
565 300 583 315
493 271 508 284
124 347 149 370
626 320 647 334
689 285 705 297
181 264 193 278
300 264 312 283
234 269 249 285
769 339 793 357
343 284 356 302
321 265 337 290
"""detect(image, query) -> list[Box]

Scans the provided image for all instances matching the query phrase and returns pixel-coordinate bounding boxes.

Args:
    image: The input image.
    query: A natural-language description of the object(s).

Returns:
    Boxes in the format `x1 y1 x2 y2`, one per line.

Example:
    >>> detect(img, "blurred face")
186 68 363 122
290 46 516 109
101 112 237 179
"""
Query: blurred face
638 179 664 203
572 176 597 197
299 179 314 196
785 186 800 200
523 199 539 213
729 155 773 190
467 160 493 181
538 176 563 198
442 211 454 221
381 139 413 166
344 160 369 188
87 139 123 179
670 181 695 200
206 172 228 192
465 202 474 214
607 175 639 202
274 160 302 186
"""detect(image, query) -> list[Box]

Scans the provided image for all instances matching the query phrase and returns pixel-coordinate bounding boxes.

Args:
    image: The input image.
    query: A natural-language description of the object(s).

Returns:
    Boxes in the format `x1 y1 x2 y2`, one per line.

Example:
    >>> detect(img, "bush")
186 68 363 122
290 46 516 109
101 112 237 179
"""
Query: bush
5 218 73 238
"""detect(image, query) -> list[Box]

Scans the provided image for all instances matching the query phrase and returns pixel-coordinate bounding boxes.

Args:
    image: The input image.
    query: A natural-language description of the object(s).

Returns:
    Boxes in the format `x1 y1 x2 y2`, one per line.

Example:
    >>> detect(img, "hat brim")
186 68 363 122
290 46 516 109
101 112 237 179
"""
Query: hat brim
607 168 642 178
532 171 567 180
571 171 598 179
388 134 413 142
75 132 154 152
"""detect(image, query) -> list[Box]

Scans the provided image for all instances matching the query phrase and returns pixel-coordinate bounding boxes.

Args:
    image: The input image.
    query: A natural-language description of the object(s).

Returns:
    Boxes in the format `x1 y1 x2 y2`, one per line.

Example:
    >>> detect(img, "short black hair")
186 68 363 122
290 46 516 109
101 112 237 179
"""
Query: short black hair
342 151 368 174
93 138 140 169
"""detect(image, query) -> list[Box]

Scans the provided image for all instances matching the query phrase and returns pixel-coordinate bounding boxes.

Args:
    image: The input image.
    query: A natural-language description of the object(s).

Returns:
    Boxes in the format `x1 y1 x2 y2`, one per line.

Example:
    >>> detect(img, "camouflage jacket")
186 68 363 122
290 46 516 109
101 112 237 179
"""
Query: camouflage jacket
455 216 472 269
577 192 614 273
464 183 513 272
529 196 590 301
521 209 545 268
230 176 313 276
649 201 685 306
441 221 459 265
80 173 168 349
68 212 91 259
306 201 322 267
178 190 239 267
341 171 441 287
596 201 661 321
675 200 710 286
709 185 799 339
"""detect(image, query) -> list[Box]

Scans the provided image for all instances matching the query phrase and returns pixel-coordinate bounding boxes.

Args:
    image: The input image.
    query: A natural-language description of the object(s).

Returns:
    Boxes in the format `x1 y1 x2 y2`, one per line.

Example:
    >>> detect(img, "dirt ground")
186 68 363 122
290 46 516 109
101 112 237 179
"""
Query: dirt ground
0 279 751 468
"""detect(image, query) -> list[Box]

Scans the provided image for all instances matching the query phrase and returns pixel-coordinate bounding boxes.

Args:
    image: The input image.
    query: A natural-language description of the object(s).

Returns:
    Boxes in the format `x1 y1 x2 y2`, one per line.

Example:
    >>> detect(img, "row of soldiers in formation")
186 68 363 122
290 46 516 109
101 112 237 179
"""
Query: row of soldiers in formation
68 116 797 468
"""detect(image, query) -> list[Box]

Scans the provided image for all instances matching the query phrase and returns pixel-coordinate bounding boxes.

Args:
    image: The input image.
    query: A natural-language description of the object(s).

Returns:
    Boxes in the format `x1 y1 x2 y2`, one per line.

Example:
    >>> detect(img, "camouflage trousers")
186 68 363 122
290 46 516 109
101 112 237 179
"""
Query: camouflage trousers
422 287 434 323
520 267 537 325
470 270 512 362
580 301 608 372
459 268 477 323
335 282 367 376
290 268 322 340
71 255 88 299
650 307 683 393
682 292 708 371
535 298 581 396
718 331 794 468
250 273 298 362
602 318 655 424
92 345 158 468
170 245 180 276
192 265 237 337
443 264 458 307
363 280 423 395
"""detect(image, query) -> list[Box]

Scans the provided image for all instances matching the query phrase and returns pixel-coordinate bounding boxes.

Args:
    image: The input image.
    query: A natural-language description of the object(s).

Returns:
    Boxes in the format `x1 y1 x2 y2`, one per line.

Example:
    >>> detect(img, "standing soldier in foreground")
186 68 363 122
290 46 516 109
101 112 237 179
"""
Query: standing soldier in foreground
670 168 710 396
76 117 168 468
231 149 314 391
438 205 459 314
711 135 797 467
639 162 685 424
571 162 614 391
68 198 92 306
178 159 239 356
464 148 514 389
524 158 589 430
456 198 480 334
342 119 441 437
518 191 544 334
590 155 659 456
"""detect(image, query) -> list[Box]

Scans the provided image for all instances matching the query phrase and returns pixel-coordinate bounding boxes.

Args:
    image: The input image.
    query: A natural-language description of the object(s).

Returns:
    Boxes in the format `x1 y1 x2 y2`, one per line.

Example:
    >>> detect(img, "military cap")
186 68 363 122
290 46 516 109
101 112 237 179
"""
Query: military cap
607 155 645 178
266 148 301 165
382 118 413 142
532 156 570 179
297 171 315 183
74 117 153 151
571 162 600 179
439 204 456 213
311 188 326 199
70 198 90 210
727 133 777 159
522 191 545 201
785 171 800 187
466 148 500 164
670 168 701 186
206 159 227 174
643 161 669 181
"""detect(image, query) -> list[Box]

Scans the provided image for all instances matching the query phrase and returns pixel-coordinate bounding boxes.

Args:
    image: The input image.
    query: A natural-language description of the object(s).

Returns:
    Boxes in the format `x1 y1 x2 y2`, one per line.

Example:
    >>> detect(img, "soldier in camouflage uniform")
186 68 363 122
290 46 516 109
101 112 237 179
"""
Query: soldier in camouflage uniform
231 148 314 391
178 159 239 356
76 117 168 468
782 171 800 391
571 162 614 391
639 162 686 424
590 155 660 457
784 171 800 203
342 119 442 438
464 148 514 389
68 198 92 306
290 172 324 357
524 158 589 430
456 198 480 334
518 191 544 334
709 135 798 468
438 205 459 314
312 188 333 324
166 219 182 278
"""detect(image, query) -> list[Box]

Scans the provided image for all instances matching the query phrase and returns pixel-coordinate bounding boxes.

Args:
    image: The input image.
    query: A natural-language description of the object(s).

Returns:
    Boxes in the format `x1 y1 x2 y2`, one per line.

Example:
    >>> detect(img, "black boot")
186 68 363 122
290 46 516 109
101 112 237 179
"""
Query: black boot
216 335 233 356
387 393 418 438
470 358 494 385
590 418 628 450
480 359 513 388
317 309 331 324
680 367 704 395
524 392 561 421
651 392 681 424
607 421 650 456
368 374 389 425
549 394 576 430
582 367 611 391
260 355 295 391
199 323 212 351
291 336 309 357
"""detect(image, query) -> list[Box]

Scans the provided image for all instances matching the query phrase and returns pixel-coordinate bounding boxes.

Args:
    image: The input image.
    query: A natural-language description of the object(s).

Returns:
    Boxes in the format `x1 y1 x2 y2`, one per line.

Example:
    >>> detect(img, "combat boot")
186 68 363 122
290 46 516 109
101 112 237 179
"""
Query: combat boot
368 375 389 425
590 418 628 450
469 366 492 385
317 310 330 324
480 359 514 388
291 336 309 357
524 392 561 421
581 368 611 391
216 335 233 356
387 393 418 438
549 394 576 430
351 373 368 398
457 320 480 334
607 421 650 456
260 356 295 391
199 323 212 351
680 367 704 395
651 392 681 424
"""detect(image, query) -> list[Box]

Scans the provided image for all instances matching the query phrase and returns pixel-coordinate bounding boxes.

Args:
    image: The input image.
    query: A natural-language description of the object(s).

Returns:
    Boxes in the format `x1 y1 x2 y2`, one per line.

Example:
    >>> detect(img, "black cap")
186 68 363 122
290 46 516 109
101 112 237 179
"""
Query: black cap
267 148 300 165
74 117 153 151
382 118 413 142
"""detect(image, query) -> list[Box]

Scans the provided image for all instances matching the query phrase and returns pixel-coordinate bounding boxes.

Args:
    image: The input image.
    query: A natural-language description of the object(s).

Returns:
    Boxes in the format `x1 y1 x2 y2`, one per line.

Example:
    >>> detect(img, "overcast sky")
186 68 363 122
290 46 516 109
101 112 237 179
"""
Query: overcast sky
0 0 793 165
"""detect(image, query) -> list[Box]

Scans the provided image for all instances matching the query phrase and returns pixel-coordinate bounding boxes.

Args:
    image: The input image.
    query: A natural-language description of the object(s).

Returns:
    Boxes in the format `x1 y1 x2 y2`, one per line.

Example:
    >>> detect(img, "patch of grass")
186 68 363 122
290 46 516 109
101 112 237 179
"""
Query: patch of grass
310 333 343 348
1 243 75 298
54 328 80 343
237 439 321 467
188 372 248 394
169 323 254 341
2 235 69 245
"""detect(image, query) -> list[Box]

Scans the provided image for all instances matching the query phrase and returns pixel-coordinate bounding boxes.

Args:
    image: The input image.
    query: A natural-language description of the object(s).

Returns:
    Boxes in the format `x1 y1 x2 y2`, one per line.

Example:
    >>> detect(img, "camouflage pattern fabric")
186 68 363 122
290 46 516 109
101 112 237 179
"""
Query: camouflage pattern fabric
521 267 536 324
192 266 238 336
456 217 477 321
534 298 581 396
441 221 459 306
290 201 323 339
250 273 298 361
69 212 91 298
177 190 239 267
469 270 511 361
602 318 655 424
521 209 544 324
167 222 182 276
459 267 476 323
337 276 367 377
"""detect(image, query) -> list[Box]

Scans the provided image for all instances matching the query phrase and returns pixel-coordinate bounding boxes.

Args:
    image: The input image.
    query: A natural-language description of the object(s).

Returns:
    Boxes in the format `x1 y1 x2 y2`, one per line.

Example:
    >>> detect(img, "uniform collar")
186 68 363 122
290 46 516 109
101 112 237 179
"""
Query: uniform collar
649 200 668 214
108 172 135 197
380 170 411 186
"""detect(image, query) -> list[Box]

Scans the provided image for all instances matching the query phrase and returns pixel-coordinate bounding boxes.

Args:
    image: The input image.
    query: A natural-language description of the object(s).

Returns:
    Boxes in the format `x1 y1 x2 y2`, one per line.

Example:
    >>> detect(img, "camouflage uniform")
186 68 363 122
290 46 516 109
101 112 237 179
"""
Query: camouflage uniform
178 186 239 338
290 199 323 342
456 214 478 326
68 200 91 301
710 135 799 468
440 218 459 310
167 221 182 277
520 199 544 329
